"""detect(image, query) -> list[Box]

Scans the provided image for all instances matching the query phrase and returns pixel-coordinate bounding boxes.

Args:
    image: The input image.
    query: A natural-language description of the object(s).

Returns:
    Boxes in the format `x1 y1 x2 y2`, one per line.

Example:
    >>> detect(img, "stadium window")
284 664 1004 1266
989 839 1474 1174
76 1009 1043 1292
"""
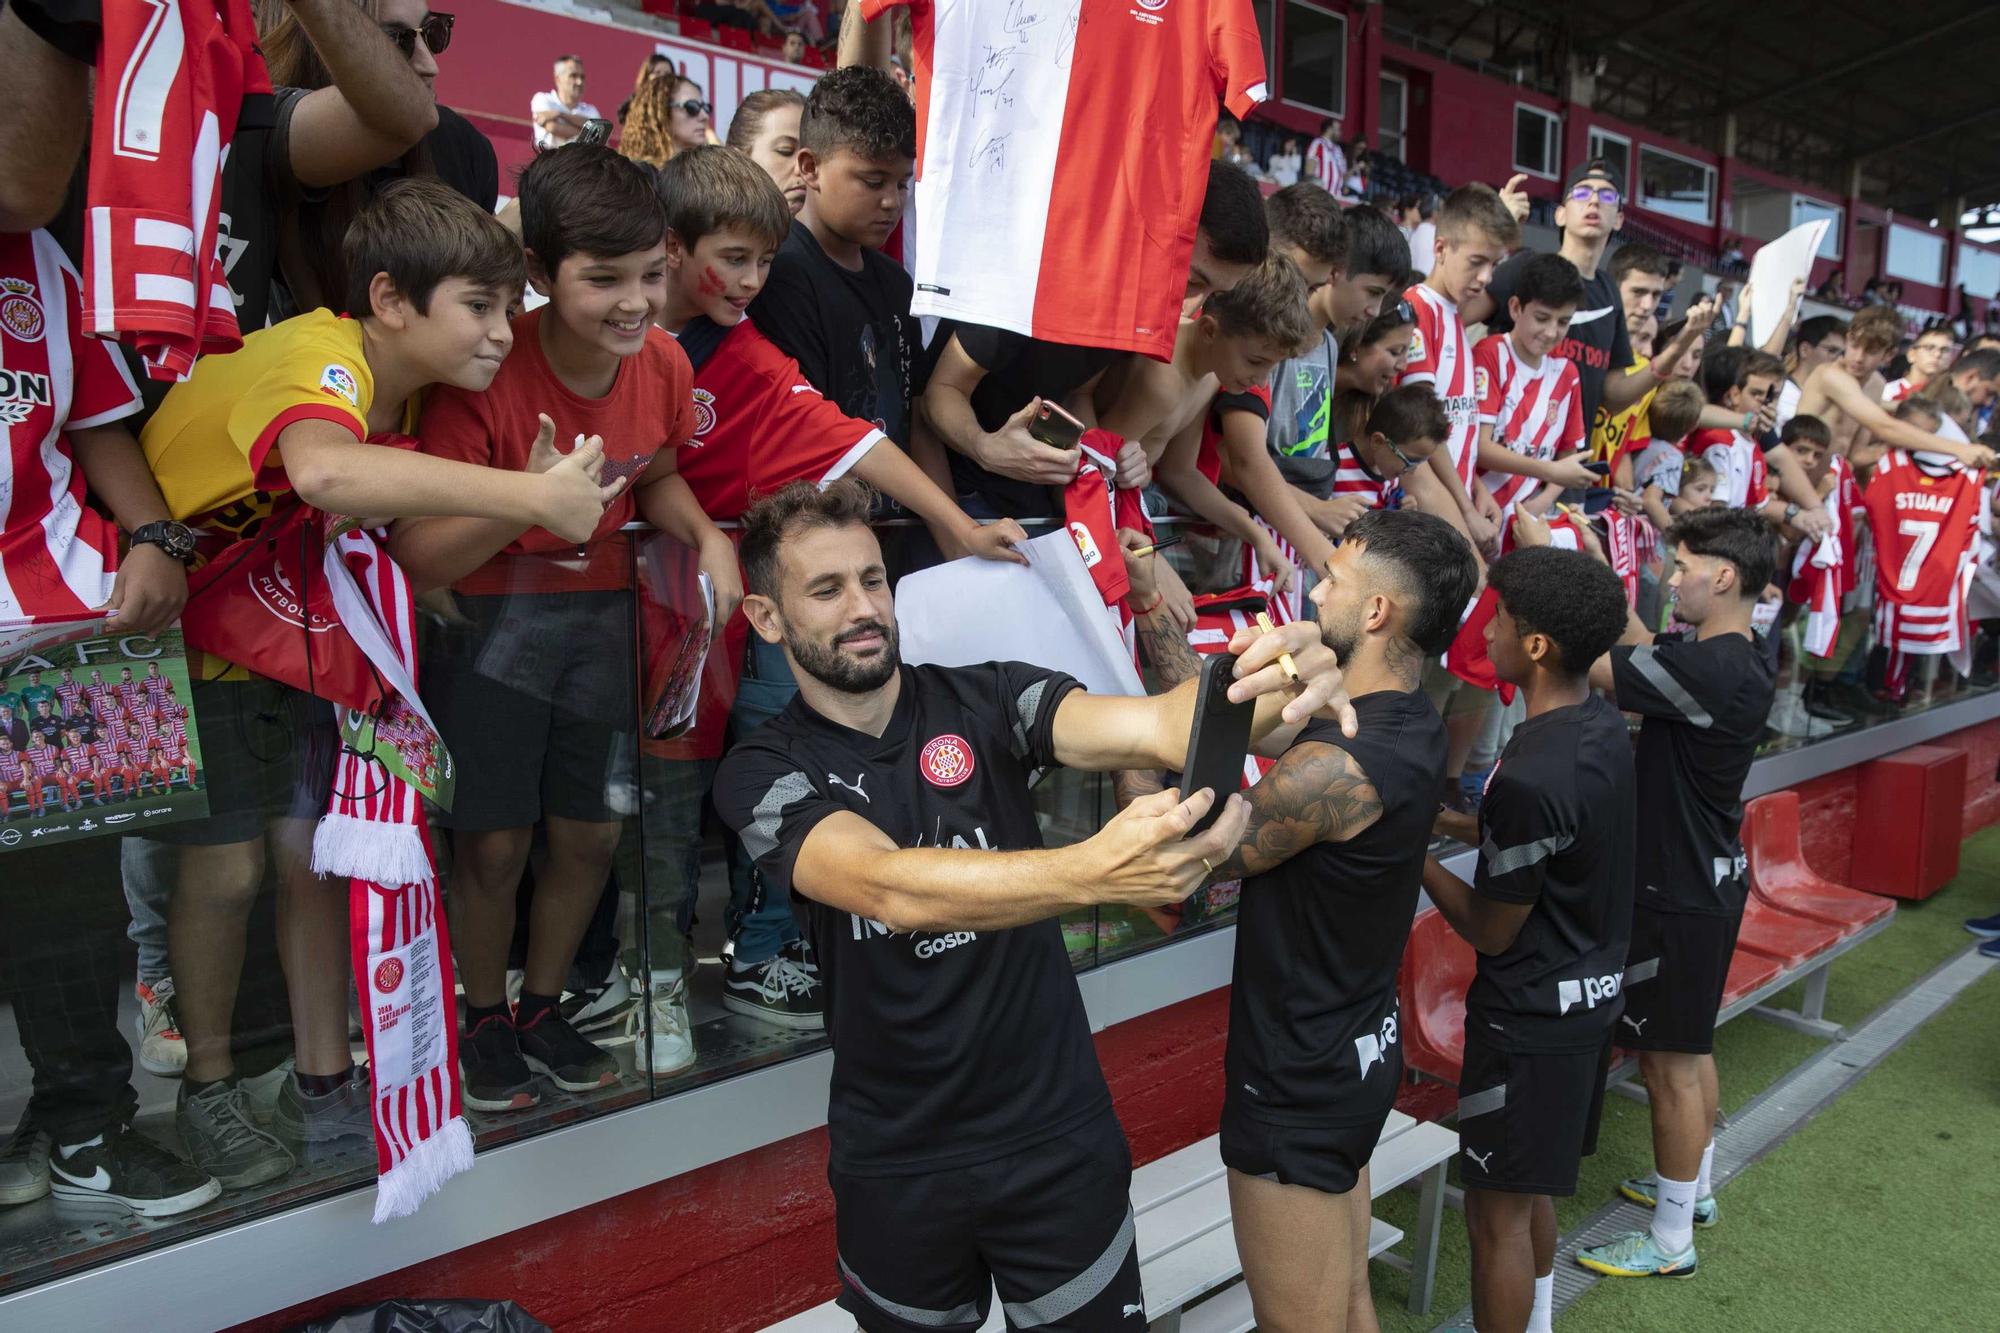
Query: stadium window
1636 144 1716 225
1886 223 1947 286
1278 1 1347 119
1587 128 1630 196
1378 70 1409 161
1793 196 1844 260
1513 104 1560 178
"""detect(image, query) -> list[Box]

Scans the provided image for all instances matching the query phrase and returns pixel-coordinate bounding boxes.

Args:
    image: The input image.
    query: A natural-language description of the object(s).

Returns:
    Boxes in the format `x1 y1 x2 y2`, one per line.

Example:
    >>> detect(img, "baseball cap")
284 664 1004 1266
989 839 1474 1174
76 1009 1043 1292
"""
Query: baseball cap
1566 157 1625 197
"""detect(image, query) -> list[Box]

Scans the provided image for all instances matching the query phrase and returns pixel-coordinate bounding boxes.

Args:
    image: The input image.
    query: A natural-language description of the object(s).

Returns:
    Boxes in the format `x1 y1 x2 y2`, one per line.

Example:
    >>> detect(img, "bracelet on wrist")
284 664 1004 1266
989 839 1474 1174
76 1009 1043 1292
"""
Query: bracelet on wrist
1133 592 1165 617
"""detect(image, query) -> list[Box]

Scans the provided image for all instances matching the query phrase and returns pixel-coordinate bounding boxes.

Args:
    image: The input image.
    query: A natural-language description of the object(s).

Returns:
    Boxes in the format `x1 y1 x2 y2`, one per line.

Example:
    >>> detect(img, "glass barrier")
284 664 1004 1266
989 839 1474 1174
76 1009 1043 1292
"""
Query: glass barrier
0 512 1992 1298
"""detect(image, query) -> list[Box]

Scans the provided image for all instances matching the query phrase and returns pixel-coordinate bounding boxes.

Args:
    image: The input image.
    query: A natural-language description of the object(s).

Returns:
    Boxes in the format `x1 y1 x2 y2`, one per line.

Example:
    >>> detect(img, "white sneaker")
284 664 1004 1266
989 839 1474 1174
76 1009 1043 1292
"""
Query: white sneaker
1767 692 1835 739
134 978 187 1077
628 978 697 1077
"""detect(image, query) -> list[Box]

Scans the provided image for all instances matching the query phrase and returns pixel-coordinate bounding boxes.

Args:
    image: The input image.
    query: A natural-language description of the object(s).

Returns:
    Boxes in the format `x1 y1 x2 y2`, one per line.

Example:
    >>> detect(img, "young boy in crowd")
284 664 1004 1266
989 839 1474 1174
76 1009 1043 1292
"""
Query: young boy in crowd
1581 508 1781 1283
1425 546 1635 1333
1795 305 1995 471
1687 348 1788 520
653 146 1026 1032
921 159 1269 523
1403 182 1527 553
1472 252 1599 525
390 146 736 1111
1203 190 1420 613
1629 380 1708 536
140 180 611 1185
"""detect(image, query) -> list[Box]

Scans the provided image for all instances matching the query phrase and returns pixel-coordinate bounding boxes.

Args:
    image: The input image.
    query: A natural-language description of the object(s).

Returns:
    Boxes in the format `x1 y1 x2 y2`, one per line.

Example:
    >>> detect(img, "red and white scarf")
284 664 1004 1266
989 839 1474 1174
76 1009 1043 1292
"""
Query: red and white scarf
314 528 472 1221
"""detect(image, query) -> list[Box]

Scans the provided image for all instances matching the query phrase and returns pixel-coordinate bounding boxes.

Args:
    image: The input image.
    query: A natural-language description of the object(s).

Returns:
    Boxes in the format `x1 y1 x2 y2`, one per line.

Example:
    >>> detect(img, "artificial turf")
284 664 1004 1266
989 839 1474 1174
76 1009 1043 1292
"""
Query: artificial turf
1361 824 2000 1331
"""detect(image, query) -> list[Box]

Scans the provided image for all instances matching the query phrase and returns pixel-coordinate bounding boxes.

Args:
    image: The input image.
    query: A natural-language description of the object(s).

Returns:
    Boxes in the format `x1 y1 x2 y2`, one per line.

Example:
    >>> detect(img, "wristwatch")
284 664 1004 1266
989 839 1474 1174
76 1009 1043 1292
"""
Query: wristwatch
129 520 198 565
1783 502 1802 523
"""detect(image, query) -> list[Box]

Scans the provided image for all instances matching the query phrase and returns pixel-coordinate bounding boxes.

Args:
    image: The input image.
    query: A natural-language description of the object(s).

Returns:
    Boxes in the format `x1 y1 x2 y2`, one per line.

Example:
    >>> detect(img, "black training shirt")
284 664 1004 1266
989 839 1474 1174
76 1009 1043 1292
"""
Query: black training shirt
1611 631 1774 917
1468 693 1635 1051
1485 253 1632 439
712 661 1109 1175
1226 689 1448 1124
923 321 1123 520
753 219 920 447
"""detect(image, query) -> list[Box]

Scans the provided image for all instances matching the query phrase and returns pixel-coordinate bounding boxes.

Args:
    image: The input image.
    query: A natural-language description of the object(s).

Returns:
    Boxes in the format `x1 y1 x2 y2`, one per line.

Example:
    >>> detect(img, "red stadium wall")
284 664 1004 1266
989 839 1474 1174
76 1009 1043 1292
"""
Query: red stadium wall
225 722 2000 1333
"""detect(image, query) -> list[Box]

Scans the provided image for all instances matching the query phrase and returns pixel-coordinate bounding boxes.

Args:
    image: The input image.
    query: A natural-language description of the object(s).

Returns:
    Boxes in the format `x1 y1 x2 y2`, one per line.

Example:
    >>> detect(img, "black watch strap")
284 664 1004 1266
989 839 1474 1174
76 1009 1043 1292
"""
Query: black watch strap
130 520 197 564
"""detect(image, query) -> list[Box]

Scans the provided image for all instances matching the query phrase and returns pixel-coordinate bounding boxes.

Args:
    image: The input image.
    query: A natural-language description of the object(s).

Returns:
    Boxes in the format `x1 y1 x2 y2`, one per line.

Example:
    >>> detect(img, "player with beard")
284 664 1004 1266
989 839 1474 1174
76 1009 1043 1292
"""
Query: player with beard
713 478 1355 1333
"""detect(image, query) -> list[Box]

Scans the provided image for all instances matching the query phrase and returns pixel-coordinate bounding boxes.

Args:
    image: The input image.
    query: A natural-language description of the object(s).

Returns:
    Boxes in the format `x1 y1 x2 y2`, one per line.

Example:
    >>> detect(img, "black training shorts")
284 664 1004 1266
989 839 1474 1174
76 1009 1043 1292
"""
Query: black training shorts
1617 904 1742 1054
1456 1028 1611 1196
829 1111 1145 1332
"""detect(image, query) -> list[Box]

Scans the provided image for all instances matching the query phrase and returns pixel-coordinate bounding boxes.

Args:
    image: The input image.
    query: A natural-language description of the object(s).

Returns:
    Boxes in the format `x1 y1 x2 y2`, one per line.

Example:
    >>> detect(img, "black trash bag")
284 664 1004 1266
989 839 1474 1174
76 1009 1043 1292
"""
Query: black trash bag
294 1299 551 1333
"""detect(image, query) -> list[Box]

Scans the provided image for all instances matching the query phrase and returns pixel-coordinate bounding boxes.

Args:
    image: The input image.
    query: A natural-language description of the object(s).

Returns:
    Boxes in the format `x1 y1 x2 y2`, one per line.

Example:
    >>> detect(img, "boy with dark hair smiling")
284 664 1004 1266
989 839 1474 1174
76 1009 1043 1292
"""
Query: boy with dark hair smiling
140 179 617 1187
398 144 733 1111
1426 545 1635 1333
1473 252 1598 524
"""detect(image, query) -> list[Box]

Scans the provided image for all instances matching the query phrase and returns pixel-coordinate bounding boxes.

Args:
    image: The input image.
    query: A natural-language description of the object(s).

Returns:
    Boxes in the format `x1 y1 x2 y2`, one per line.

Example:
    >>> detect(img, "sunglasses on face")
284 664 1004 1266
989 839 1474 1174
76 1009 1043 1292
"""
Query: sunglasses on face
676 99 714 118
380 11 453 58
1567 185 1620 207
1393 299 1416 326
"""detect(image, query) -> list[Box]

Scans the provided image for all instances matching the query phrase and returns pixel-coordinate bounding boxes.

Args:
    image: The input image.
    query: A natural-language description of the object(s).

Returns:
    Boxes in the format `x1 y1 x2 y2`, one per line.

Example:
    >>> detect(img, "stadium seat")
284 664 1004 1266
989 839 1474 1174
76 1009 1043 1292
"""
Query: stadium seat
1719 945 1782 1007
1399 908 1474 1084
1734 893 1843 969
1849 745 1966 899
719 24 754 50
678 15 712 41
1743 792 1894 936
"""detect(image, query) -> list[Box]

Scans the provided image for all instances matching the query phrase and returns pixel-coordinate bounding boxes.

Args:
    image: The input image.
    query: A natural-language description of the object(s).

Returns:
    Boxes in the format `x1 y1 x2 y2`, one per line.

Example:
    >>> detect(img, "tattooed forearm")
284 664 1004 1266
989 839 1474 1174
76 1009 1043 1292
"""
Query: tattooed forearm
1135 609 1204 687
1211 741 1383 880
1112 766 1165 809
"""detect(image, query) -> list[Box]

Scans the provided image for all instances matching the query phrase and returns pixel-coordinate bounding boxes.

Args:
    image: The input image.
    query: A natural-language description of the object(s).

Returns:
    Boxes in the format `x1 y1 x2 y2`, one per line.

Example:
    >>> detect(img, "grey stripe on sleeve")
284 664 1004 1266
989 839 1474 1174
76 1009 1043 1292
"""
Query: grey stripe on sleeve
745 770 816 863
1627 645 1713 728
1011 678 1050 760
1480 831 1574 878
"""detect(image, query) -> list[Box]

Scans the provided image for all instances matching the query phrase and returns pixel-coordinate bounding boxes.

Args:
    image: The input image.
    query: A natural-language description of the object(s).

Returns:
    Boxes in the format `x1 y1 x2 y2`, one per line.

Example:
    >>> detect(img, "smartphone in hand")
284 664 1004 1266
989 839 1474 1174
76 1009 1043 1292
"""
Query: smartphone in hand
1180 652 1255 836
1028 400 1086 451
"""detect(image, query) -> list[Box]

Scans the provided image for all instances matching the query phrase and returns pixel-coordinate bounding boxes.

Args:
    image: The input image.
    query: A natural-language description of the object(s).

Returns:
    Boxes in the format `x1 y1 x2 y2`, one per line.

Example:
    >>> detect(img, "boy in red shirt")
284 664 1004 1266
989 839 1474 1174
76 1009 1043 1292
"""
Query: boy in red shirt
396 145 736 1113
1472 253 1597 525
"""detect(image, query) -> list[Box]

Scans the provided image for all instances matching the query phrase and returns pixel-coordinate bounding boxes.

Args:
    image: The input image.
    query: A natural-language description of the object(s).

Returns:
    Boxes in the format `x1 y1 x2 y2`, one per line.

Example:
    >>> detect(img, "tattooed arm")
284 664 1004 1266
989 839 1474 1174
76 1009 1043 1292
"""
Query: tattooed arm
1207 741 1384 881
1113 603 1206 808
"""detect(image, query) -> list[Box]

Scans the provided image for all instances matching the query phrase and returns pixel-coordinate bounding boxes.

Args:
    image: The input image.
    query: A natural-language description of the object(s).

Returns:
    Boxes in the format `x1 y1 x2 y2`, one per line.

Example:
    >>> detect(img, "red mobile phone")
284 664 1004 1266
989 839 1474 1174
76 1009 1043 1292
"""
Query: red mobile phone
1027 400 1086 451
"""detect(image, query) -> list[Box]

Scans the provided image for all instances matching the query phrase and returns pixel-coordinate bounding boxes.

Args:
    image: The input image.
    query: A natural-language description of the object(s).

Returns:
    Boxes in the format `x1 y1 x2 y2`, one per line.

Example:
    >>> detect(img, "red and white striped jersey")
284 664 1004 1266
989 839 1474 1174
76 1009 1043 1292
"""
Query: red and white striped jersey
864 0 1267 360
0 748 24 785
83 0 272 381
23 742 58 776
63 741 92 772
54 678 86 716
1305 137 1346 195
1881 376 1917 405
1 230 144 624
1472 334 1585 512
1398 283 1478 486
89 735 130 768
1864 449 1983 656
1691 427 1769 510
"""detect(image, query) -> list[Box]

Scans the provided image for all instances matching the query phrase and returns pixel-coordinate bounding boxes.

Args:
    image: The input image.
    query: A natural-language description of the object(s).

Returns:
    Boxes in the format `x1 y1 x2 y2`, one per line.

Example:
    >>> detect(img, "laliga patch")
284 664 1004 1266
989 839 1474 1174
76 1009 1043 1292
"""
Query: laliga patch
1474 365 1490 400
1406 326 1425 362
318 363 361 405
1068 520 1103 568
920 734 975 788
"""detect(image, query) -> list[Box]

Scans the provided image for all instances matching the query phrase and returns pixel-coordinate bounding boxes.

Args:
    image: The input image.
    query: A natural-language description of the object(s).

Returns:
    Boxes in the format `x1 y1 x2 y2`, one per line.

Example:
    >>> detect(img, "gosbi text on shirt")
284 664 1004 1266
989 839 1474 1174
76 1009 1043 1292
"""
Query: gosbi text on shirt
1472 333 1585 514
0 230 145 621
863 0 1267 360
1399 283 1478 485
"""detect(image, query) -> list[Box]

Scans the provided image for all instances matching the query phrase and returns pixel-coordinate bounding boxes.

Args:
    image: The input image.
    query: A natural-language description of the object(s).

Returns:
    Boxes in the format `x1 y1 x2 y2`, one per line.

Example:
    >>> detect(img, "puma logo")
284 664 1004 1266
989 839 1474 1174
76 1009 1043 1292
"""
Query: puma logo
1122 1304 1145 1319
828 772 870 804
1464 1148 1494 1171
1622 1015 1648 1035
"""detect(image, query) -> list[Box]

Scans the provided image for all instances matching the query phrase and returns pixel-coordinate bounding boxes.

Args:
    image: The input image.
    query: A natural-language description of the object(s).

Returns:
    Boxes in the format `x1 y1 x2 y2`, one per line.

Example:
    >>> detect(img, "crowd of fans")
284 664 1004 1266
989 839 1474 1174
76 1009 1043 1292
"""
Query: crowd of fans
2 0 1998 1326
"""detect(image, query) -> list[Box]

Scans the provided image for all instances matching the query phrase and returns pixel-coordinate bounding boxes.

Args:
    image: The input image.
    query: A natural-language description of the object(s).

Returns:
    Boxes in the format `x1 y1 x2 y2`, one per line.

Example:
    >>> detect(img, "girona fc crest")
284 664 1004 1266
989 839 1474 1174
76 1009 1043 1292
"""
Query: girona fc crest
920 734 975 788
373 957 405 993
0 277 45 342
691 387 717 438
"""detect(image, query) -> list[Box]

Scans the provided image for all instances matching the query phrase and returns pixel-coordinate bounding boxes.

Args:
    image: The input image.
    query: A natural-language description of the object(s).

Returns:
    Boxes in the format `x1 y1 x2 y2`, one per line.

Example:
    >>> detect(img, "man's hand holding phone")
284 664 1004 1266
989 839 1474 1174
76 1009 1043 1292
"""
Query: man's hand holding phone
979 396 1082 486
1225 617 1354 734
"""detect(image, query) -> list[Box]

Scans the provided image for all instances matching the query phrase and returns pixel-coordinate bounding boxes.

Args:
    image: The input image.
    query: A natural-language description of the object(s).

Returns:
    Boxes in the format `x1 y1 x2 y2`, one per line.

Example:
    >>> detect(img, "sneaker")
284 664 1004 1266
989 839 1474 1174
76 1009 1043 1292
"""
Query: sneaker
459 1014 540 1113
0 1124 49 1206
1617 1175 1719 1227
1979 937 2000 961
1964 911 2000 940
722 954 825 1031
49 1124 220 1218
175 1080 294 1190
1767 692 1836 739
1576 1229 1698 1278
516 1007 620 1093
134 979 187 1077
628 979 696 1077
782 936 820 978
1801 696 1855 726
273 1066 374 1144
559 964 640 1036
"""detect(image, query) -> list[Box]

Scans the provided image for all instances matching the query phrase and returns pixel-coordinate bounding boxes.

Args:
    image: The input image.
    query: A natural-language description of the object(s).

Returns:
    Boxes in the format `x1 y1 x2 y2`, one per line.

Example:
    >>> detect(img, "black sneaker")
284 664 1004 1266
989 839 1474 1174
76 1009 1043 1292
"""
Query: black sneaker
723 954 825 1030
781 936 820 978
515 1007 620 1093
558 963 640 1035
51 1123 221 1217
459 1014 540 1113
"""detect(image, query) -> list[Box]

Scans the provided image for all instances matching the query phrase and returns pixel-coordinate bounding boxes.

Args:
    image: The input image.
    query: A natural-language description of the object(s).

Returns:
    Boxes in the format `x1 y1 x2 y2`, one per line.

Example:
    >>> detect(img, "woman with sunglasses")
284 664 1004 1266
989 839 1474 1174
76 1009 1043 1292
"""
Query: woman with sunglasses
256 0 497 317
619 73 716 167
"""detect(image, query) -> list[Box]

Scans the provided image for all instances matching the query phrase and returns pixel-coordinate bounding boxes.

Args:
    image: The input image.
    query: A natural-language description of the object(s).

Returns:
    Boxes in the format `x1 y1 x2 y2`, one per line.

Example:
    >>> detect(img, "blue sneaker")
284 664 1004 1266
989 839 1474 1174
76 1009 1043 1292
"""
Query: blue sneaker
1966 911 2000 940
1617 1175 1718 1227
1979 937 2000 961
1577 1229 1698 1279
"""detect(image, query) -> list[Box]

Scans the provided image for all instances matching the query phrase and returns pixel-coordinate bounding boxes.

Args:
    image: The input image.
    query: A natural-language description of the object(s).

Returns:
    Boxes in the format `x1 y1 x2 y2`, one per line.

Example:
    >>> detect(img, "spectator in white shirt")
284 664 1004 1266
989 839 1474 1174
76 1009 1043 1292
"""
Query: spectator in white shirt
531 55 600 150
1401 194 1437 277
1267 138 1302 187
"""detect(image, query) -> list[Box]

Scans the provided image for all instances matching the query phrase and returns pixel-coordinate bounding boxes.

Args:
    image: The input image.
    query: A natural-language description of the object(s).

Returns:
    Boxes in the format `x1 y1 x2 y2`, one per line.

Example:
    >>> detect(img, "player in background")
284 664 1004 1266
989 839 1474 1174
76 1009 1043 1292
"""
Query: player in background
1426 546 1634 1333
157 724 199 791
0 736 34 818
24 733 71 813
1472 253 1598 527
62 729 99 806
89 728 139 804
1579 508 1781 1282
54 669 86 718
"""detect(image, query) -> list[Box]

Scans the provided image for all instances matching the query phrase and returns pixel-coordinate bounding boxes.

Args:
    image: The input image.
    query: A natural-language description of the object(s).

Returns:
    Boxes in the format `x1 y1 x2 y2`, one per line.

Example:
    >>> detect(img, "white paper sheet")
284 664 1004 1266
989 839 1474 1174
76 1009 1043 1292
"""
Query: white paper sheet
896 529 1146 697
1748 220 1831 351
